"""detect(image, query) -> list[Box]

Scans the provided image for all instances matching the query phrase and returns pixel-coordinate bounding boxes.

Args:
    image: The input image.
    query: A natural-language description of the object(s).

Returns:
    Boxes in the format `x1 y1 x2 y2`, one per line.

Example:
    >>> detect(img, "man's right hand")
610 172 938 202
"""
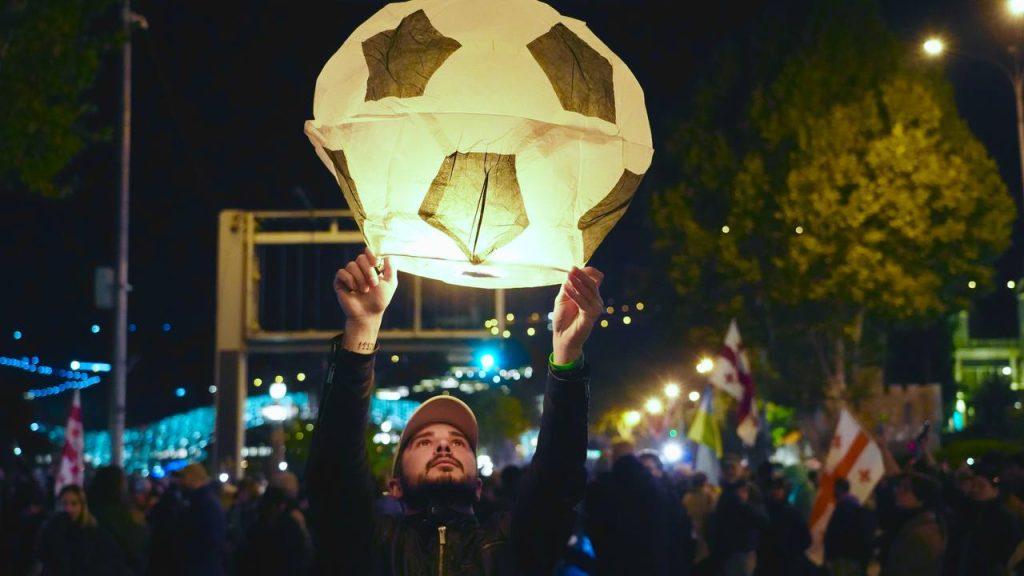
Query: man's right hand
333 247 398 353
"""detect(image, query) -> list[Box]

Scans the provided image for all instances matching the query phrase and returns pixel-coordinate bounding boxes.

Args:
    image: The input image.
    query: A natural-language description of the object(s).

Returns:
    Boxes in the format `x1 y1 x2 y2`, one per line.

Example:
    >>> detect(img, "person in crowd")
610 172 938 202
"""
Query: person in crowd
880 472 945 576
683 471 718 575
225 477 262 569
307 248 600 574
958 454 1023 576
583 452 694 576
825 477 873 576
35 484 122 576
89 465 149 575
147 471 188 576
709 458 768 576
127 475 155 524
237 484 312 575
758 476 812 576
177 463 226 576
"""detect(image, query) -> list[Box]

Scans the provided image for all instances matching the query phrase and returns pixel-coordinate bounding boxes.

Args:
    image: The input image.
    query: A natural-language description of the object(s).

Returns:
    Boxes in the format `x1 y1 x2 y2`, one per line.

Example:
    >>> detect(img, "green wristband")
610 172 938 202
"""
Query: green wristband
549 352 583 371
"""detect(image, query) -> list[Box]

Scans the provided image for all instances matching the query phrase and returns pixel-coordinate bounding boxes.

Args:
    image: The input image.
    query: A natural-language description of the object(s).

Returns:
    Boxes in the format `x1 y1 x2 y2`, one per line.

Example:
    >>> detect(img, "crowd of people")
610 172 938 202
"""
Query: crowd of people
1 444 1024 575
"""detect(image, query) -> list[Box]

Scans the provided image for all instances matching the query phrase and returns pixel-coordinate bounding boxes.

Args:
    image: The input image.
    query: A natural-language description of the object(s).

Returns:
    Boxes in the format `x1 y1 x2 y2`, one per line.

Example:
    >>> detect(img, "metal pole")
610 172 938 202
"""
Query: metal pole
1013 73 1024 211
110 0 132 467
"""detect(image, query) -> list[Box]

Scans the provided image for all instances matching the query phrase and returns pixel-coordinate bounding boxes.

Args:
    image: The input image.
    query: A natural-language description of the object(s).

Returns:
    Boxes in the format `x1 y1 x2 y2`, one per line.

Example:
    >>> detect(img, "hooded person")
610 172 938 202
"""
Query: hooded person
307 247 601 575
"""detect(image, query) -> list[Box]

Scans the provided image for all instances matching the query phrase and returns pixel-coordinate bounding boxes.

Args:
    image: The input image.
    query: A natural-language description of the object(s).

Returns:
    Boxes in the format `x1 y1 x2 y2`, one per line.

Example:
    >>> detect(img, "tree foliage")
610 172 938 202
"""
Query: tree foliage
652 0 1014 406
0 0 117 198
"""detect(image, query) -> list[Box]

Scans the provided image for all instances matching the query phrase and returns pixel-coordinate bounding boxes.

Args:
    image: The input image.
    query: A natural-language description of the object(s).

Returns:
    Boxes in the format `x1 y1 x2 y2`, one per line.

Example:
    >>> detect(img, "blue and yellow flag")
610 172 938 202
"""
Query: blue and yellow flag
687 386 722 458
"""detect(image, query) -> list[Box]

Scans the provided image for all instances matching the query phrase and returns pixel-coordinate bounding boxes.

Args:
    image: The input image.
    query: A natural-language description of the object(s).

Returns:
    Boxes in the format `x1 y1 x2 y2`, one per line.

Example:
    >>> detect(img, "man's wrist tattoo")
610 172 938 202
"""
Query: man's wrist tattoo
355 341 374 352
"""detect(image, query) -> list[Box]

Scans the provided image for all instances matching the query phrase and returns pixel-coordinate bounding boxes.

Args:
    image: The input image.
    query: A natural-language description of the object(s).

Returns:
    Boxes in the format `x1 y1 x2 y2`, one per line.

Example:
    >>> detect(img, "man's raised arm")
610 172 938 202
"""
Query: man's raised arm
513 266 603 572
306 248 397 575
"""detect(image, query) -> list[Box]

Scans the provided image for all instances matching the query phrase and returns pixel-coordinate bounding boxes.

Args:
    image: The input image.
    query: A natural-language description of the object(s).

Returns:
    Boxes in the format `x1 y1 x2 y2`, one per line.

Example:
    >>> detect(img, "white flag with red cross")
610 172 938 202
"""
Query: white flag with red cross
805 407 885 565
708 319 759 446
55 390 85 495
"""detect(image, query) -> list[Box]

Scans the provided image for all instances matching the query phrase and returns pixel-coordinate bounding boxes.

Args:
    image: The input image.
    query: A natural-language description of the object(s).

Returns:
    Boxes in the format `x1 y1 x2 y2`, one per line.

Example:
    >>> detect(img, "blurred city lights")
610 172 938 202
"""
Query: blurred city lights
662 441 684 463
13 330 22 340
1009 281 1017 290
175 388 186 398
219 473 229 483
645 397 664 415
91 324 101 334
721 225 730 234
480 353 495 370
297 372 306 382
664 383 680 399
1010 0 1024 17
278 461 288 471
696 357 714 374
1003 366 1013 376
253 378 263 387
623 410 642 427
922 37 945 57
688 390 702 402
968 280 977 289
269 382 287 400
162 323 172 332
527 327 536 336
622 316 632 325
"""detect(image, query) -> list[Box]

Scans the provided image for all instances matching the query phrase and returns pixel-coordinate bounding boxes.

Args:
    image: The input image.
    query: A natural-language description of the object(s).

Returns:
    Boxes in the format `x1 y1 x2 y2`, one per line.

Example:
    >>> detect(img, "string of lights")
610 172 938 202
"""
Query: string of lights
1 355 104 398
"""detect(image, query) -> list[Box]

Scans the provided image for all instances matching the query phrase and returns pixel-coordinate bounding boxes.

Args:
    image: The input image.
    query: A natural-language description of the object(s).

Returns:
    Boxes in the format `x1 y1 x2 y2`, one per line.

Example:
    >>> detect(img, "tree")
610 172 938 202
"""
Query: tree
651 0 1014 408
0 0 117 198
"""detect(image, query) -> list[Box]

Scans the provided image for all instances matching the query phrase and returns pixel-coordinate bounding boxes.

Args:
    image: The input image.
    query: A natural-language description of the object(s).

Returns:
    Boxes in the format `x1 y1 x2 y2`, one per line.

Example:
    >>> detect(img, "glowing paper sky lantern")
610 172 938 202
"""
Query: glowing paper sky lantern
305 0 653 288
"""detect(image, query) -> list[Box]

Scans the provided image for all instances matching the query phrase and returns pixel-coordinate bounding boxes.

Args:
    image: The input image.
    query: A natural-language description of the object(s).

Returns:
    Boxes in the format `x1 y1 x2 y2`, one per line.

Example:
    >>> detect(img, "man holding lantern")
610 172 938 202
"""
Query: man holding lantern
307 247 603 575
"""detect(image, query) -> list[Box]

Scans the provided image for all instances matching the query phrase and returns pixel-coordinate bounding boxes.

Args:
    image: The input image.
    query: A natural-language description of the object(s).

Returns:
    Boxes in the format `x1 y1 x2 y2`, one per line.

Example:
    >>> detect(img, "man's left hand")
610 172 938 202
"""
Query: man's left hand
551 266 604 365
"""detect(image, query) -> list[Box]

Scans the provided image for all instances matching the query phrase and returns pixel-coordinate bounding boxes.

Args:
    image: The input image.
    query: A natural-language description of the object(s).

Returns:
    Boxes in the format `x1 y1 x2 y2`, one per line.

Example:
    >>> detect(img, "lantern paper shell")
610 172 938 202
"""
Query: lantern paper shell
305 0 653 288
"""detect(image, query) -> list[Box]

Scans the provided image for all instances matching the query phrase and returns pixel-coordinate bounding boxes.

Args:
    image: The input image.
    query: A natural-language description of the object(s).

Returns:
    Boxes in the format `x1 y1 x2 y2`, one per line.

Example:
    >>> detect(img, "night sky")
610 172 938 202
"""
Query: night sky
4 0 1022 434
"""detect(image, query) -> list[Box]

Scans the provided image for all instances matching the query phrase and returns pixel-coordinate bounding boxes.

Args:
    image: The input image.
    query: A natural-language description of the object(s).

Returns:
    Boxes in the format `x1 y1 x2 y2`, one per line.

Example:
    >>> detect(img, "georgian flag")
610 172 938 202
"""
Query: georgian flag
708 319 758 446
55 390 84 495
805 408 885 565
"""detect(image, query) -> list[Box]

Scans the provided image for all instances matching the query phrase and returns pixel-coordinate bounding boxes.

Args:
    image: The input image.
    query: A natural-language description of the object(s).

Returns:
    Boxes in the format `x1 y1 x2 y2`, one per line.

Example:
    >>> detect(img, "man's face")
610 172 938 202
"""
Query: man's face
397 423 479 493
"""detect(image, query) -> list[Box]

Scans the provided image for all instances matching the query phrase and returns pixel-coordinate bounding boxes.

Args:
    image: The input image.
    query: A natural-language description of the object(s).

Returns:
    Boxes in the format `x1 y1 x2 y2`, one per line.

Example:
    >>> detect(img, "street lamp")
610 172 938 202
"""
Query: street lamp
921 21 1024 217
645 397 664 415
664 383 681 400
696 357 714 374
922 36 946 57
623 410 642 427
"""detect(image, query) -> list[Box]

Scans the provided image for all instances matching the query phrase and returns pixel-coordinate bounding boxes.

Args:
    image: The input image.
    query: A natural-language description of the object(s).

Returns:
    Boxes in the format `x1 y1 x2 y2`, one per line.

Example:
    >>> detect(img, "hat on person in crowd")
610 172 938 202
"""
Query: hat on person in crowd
392 394 479 476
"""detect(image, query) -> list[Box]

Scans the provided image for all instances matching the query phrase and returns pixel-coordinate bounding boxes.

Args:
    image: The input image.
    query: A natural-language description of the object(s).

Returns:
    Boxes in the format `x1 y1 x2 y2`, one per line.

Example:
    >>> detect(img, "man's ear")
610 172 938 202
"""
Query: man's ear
474 477 483 500
387 477 403 499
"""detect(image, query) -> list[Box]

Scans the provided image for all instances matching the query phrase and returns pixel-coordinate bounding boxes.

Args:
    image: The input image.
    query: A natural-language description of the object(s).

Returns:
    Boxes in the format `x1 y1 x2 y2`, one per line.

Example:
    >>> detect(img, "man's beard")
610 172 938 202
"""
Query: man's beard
399 470 478 511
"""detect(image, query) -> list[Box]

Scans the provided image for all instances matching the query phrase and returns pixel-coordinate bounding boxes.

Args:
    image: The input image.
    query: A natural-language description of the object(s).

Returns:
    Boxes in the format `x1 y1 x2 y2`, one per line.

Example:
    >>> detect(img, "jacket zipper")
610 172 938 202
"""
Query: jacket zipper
437 525 447 576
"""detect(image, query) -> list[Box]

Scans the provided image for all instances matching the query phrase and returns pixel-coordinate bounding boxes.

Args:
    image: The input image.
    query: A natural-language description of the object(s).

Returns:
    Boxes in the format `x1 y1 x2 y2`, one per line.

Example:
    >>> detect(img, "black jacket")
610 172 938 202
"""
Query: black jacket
307 342 590 575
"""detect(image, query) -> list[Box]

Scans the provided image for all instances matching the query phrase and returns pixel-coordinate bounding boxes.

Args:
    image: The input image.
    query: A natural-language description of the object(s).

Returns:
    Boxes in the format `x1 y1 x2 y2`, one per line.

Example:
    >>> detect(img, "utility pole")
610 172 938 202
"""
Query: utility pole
110 0 132 467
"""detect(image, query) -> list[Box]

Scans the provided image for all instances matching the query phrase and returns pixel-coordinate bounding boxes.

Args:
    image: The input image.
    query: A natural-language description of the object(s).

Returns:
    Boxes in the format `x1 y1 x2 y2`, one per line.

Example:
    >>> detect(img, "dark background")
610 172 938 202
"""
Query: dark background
3 0 1020 433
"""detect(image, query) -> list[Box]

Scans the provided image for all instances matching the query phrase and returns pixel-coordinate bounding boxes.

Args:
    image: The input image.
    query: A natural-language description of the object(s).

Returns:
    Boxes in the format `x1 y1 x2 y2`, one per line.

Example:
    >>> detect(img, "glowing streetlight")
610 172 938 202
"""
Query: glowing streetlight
1010 0 1024 17
645 397 664 415
664 383 681 399
662 441 684 463
696 357 714 374
688 390 701 403
922 37 945 57
269 382 287 400
623 410 642 427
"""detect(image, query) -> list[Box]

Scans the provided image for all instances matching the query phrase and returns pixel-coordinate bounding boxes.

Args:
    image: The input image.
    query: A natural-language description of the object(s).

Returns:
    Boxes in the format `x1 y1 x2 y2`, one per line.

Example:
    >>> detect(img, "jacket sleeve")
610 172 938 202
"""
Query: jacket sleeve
306 337 378 575
511 362 590 572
